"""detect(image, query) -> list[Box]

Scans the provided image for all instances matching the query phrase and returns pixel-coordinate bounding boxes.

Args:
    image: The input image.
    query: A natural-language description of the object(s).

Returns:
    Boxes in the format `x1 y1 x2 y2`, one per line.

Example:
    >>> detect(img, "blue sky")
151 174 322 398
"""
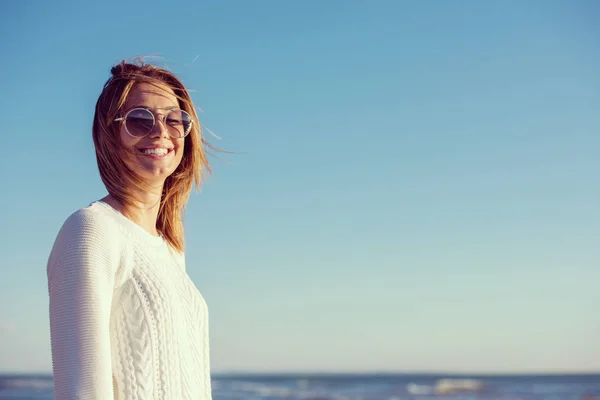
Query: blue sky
0 0 599 374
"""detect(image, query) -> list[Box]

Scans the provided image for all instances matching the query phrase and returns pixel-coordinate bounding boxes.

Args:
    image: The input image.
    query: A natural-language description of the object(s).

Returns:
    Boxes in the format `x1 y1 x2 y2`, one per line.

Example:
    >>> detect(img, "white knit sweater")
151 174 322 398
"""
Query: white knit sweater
47 201 212 399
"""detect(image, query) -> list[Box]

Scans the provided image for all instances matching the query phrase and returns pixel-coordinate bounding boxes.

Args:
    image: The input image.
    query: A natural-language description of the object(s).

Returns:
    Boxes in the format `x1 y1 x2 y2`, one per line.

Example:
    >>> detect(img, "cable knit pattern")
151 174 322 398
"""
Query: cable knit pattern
47 201 212 399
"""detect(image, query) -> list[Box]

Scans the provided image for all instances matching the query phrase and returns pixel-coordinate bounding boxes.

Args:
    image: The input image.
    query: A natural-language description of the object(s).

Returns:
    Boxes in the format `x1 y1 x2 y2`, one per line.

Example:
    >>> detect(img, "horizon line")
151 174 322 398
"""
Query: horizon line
2 370 599 377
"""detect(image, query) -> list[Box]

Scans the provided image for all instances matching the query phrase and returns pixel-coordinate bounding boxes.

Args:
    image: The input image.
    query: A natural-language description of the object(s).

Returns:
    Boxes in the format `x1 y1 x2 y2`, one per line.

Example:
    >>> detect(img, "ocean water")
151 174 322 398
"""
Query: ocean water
0 373 598 400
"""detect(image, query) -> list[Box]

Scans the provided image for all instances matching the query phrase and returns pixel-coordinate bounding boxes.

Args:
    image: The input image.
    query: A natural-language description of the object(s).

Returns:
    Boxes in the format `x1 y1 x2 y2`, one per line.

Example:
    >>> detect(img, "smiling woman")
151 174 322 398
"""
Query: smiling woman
46 59 214 399
115 86 186 193
92 61 210 250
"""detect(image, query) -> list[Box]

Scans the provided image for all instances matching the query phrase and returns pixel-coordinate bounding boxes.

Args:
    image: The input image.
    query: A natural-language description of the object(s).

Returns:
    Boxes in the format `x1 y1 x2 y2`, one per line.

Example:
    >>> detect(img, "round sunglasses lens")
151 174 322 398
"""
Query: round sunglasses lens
166 110 193 138
126 109 154 137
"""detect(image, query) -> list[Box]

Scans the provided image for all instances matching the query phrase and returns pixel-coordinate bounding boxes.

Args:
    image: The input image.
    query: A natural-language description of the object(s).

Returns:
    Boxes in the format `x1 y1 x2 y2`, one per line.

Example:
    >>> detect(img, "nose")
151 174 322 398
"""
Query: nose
148 114 170 139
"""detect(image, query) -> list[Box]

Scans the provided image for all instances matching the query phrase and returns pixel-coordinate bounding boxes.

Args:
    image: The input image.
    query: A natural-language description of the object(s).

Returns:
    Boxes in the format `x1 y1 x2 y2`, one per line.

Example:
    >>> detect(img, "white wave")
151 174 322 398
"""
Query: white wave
0 378 54 390
217 379 363 400
406 382 434 395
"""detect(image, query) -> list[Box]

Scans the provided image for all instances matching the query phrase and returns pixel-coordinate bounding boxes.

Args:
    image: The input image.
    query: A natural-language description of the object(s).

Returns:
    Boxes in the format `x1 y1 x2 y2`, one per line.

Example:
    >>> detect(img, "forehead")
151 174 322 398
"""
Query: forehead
125 82 178 109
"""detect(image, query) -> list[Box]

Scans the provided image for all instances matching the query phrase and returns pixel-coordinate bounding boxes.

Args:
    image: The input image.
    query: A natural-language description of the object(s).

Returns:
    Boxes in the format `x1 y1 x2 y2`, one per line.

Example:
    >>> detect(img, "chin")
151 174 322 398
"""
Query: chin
141 167 178 181
125 161 181 186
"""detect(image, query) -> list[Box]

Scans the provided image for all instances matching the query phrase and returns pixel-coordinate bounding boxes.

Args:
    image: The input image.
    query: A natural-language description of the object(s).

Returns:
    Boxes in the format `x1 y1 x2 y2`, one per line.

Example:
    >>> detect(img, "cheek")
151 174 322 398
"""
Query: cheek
176 139 185 160
119 129 141 155
119 129 134 148
117 133 143 167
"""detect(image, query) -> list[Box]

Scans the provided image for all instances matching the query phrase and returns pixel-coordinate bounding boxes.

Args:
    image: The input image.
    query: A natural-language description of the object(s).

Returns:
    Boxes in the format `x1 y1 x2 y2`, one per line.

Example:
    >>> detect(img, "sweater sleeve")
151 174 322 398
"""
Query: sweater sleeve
47 209 120 400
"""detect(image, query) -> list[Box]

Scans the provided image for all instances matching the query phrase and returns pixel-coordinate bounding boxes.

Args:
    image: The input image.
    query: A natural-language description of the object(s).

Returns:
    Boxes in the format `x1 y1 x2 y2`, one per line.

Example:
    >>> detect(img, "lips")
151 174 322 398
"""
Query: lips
136 147 174 158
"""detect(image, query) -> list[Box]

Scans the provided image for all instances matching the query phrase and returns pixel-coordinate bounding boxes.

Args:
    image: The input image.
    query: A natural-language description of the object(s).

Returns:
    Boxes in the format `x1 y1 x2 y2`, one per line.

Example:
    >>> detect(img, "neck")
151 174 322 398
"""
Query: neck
103 186 163 237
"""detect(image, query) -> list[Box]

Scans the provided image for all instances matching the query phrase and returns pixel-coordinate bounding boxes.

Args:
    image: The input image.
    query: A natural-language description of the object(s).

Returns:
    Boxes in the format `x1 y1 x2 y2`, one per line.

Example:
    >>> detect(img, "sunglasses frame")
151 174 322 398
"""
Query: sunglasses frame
114 107 193 139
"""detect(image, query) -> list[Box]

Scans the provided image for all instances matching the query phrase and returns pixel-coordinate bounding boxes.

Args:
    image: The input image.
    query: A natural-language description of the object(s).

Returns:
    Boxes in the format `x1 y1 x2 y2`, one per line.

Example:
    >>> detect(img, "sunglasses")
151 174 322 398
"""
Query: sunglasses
115 107 193 138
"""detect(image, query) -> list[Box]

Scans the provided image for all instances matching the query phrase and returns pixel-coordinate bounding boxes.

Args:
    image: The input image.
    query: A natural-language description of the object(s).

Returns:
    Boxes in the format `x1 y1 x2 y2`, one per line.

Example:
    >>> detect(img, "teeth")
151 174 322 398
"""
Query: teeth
142 148 169 155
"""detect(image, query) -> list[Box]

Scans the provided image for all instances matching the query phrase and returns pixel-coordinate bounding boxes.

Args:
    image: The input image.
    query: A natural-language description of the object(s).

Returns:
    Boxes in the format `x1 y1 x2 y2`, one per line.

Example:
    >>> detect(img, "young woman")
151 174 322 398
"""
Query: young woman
47 60 213 399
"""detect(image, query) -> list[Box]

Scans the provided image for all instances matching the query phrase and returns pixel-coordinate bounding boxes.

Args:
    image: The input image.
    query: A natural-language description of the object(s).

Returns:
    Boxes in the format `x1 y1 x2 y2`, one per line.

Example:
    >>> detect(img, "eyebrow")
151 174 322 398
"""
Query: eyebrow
127 105 179 111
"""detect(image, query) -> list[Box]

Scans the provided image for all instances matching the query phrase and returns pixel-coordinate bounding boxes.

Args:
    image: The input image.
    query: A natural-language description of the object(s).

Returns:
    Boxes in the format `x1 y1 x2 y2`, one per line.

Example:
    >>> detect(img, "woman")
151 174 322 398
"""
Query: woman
47 60 213 399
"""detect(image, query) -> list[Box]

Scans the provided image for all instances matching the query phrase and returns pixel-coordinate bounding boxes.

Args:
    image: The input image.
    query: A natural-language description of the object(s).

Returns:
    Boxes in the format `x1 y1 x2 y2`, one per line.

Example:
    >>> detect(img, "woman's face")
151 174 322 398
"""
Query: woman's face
119 82 185 187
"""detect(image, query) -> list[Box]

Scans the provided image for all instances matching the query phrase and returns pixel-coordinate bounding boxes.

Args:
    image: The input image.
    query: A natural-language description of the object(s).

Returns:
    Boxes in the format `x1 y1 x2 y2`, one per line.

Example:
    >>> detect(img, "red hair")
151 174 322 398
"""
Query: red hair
92 59 211 252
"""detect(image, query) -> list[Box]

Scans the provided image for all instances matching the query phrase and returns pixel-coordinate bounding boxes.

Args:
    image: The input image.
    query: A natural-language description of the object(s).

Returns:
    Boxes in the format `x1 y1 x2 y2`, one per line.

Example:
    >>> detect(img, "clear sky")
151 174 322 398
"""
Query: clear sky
0 0 598 374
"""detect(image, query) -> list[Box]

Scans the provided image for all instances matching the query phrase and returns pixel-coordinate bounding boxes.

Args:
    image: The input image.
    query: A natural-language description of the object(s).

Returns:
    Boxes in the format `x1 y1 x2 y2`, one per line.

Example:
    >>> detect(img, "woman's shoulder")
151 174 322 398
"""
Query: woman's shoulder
47 202 128 283
57 200 167 251
59 201 122 238
48 202 126 260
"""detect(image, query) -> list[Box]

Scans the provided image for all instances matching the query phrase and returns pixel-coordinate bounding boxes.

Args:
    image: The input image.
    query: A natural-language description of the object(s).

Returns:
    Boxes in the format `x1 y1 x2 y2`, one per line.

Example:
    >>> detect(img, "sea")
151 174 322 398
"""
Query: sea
0 373 598 400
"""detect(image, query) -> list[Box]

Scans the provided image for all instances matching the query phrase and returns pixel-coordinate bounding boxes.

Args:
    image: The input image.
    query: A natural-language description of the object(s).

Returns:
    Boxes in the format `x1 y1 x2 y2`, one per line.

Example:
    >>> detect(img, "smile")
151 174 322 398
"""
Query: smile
136 147 174 159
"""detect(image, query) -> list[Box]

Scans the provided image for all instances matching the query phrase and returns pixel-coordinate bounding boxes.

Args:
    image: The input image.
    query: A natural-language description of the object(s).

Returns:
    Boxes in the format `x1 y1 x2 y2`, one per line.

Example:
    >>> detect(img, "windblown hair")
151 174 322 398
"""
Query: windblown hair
92 59 211 253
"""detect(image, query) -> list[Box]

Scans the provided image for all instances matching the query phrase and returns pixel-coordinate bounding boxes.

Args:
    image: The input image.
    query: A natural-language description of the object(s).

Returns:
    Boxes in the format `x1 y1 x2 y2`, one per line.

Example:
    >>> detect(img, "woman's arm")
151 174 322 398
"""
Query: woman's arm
47 209 119 399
